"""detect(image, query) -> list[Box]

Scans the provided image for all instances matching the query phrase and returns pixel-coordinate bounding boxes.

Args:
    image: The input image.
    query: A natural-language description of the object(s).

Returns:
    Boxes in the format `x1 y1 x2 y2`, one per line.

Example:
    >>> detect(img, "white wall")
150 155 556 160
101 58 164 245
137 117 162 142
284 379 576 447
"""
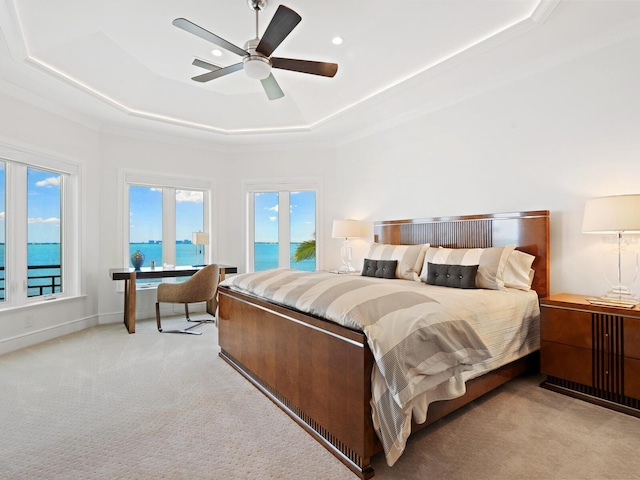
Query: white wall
0 91 101 354
332 32 640 298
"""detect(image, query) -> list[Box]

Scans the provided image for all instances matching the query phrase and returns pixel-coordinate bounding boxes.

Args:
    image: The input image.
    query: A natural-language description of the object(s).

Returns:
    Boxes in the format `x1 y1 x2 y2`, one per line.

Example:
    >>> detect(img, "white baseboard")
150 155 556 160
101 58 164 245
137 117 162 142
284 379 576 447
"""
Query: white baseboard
0 315 99 356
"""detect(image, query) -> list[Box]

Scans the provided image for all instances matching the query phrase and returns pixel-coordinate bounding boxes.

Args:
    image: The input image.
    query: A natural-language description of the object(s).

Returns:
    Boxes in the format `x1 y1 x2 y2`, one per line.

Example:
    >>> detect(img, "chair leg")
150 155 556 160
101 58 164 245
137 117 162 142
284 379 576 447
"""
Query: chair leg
156 302 163 332
155 300 216 334
186 303 216 329
156 302 202 335
156 302 203 335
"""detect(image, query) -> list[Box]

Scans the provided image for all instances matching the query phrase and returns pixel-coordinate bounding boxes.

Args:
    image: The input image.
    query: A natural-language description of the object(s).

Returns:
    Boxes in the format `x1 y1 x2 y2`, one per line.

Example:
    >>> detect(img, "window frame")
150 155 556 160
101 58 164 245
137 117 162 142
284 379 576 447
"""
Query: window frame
0 142 81 309
244 177 323 273
119 170 214 275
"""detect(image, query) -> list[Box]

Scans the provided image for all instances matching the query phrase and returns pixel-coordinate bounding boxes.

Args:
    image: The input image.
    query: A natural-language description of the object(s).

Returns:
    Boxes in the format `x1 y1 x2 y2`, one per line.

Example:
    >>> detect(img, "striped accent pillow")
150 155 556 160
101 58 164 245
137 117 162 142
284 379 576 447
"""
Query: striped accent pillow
366 243 429 281
419 245 515 290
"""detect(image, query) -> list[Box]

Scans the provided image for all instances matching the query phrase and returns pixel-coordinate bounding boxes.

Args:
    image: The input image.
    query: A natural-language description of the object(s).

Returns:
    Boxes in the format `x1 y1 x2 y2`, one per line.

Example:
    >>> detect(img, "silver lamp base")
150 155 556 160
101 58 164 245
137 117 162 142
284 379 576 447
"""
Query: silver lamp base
587 286 639 308
338 264 356 273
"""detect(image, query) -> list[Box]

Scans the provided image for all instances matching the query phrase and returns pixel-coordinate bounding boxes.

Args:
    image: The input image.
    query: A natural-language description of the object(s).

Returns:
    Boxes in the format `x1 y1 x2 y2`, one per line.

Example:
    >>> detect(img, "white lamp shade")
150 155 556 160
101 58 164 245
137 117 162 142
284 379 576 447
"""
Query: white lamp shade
192 232 209 245
582 195 640 234
332 219 365 239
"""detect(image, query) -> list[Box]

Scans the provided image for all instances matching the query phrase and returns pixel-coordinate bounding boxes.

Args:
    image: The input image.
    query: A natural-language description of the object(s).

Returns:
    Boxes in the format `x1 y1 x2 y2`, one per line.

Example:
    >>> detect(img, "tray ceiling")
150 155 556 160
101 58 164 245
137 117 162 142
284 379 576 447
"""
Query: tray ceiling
1 1 639 144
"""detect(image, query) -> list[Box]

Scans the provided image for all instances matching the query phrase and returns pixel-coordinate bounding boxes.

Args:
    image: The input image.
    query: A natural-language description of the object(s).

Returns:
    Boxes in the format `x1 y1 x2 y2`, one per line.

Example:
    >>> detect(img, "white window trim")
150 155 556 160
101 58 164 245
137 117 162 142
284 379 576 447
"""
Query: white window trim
243 177 323 273
0 140 82 308
118 169 215 271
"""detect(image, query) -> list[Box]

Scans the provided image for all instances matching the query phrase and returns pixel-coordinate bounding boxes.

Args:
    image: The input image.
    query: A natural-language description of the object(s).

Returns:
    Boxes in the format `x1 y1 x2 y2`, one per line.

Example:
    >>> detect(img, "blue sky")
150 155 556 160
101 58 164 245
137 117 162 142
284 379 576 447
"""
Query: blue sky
129 186 204 243
254 191 315 243
0 164 62 244
27 167 61 244
0 169 316 245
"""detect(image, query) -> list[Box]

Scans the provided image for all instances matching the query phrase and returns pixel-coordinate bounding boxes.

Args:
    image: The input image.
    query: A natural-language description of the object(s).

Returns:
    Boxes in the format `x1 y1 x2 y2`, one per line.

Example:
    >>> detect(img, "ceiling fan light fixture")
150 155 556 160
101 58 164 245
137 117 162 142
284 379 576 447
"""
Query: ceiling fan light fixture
175 4 337 100
243 55 272 80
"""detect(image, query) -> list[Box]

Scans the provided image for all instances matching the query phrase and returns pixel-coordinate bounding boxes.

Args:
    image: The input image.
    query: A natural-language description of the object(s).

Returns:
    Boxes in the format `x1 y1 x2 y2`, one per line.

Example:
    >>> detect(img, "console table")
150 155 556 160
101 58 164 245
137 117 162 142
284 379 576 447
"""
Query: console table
110 264 237 333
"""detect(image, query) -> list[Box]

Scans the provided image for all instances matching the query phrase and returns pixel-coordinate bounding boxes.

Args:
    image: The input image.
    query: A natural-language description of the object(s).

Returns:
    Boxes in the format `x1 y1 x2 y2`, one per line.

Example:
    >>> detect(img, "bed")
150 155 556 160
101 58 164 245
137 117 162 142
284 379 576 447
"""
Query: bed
217 210 549 478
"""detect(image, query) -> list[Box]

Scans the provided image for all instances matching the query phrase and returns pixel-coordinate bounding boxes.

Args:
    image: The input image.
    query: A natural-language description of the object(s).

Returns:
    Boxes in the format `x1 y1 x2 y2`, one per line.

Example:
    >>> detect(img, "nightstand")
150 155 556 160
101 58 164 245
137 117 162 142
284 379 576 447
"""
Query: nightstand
540 293 640 417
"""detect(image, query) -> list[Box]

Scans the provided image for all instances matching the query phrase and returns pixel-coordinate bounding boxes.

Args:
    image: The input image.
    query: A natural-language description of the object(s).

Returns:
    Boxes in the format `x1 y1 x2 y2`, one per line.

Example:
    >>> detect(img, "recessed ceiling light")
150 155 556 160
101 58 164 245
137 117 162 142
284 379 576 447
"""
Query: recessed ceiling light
212 49 223 57
332 36 343 46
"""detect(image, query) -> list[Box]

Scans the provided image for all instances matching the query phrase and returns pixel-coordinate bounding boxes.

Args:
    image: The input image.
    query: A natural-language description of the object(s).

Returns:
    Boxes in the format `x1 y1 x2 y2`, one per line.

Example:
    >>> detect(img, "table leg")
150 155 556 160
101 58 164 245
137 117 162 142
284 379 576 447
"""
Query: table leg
124 272 137 333
123 279 129 331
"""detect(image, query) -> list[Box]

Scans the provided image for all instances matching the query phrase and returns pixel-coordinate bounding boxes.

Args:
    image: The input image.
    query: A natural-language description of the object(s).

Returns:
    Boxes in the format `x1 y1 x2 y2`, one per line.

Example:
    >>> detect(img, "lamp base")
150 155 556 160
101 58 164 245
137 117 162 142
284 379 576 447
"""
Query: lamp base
586 297 638 308
338 264 356 273
587 287 639 308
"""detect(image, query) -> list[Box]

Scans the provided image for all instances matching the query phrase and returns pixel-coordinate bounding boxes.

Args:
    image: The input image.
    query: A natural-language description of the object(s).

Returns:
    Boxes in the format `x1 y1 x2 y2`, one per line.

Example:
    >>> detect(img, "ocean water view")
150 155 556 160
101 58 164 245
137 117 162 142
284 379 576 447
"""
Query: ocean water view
127 242 314 271
0 242 315 300
254 242 316 272
0 243 63 299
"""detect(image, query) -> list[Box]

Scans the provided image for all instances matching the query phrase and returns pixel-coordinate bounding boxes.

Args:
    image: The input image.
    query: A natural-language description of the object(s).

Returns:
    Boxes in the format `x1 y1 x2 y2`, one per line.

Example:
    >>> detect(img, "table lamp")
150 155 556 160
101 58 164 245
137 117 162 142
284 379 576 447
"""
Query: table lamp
331 219 365 273
582 194 640 307
192 231 209 267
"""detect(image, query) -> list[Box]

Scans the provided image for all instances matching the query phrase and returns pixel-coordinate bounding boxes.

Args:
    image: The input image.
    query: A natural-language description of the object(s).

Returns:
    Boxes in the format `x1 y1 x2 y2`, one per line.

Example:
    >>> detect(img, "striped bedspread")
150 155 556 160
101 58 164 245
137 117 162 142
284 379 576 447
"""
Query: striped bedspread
221 269 540 466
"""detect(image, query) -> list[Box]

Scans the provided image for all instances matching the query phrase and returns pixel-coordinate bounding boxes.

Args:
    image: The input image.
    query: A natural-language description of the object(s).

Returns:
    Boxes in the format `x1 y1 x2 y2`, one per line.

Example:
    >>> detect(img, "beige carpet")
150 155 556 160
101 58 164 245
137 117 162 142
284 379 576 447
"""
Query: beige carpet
1 316 639 480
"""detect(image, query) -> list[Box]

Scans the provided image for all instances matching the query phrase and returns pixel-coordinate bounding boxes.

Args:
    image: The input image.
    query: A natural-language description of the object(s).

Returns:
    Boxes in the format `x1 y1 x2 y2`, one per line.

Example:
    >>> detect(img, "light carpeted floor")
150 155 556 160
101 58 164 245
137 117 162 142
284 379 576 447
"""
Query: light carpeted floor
1 315 639 480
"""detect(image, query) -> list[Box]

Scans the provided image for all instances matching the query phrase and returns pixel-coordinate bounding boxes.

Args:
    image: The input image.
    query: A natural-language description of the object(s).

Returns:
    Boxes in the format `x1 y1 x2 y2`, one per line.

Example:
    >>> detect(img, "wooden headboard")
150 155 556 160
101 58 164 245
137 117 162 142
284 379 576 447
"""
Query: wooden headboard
374 210 550 298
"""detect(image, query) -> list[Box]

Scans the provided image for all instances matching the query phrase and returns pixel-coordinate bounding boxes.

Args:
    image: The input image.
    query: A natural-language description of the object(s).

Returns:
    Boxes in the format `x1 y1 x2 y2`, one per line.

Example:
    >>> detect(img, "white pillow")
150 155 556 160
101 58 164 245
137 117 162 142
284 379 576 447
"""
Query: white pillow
503 250 536 291
366 243 429 281
420 245 515 290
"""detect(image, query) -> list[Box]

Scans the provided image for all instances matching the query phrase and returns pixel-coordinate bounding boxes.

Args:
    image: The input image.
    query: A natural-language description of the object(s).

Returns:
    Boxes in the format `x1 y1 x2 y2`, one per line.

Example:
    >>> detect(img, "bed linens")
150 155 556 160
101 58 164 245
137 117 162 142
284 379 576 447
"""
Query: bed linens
220 269 540 466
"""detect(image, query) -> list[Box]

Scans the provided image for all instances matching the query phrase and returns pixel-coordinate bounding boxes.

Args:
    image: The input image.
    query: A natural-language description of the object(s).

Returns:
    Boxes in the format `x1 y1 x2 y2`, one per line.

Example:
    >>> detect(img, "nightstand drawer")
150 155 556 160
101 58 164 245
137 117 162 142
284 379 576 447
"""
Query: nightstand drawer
625 357 640 400
540 340 592 386
625 318 640 360
541 307 592 349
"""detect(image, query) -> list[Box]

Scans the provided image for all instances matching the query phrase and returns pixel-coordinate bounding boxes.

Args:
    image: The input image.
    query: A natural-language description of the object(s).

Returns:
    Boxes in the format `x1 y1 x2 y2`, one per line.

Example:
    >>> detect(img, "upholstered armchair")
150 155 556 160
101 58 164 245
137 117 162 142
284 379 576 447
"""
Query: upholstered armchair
155 264 220 335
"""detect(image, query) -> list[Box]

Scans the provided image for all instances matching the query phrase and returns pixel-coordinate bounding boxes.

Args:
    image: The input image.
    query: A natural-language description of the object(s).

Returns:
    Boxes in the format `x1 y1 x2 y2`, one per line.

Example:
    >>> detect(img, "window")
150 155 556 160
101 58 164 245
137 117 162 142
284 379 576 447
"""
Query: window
246 180 320 272
253 191 279 271
0 146 80 308
290 190 316 271
27 167 62 298
129 185 163 269
123 172 210 283
176 189 204 266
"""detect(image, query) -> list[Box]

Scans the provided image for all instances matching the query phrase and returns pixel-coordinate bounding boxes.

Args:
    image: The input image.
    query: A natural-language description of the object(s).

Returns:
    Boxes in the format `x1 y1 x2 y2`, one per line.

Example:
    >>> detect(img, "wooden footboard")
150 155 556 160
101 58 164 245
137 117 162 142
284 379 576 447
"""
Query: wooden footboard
218 286 380 479
218 286 539 478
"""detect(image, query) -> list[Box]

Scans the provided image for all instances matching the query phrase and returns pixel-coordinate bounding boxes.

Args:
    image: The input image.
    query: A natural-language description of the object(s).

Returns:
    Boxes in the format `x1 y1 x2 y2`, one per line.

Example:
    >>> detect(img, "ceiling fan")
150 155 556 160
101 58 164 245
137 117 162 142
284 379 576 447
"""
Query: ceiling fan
173 0 338 101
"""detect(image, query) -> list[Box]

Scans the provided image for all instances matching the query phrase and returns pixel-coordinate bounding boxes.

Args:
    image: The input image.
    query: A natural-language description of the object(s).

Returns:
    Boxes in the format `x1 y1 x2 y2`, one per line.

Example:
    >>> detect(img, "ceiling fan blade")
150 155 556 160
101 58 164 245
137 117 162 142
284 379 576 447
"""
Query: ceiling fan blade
271 58 338 77
173 18 248 57
192 58 221 72
255 6 301 57
260 73 284 101
192 63 243 82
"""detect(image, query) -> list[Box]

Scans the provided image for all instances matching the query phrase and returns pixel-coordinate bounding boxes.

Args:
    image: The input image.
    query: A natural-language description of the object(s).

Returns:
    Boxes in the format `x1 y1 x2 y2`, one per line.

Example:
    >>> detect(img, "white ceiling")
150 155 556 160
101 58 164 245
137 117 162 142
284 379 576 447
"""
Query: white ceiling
1 0 640 146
